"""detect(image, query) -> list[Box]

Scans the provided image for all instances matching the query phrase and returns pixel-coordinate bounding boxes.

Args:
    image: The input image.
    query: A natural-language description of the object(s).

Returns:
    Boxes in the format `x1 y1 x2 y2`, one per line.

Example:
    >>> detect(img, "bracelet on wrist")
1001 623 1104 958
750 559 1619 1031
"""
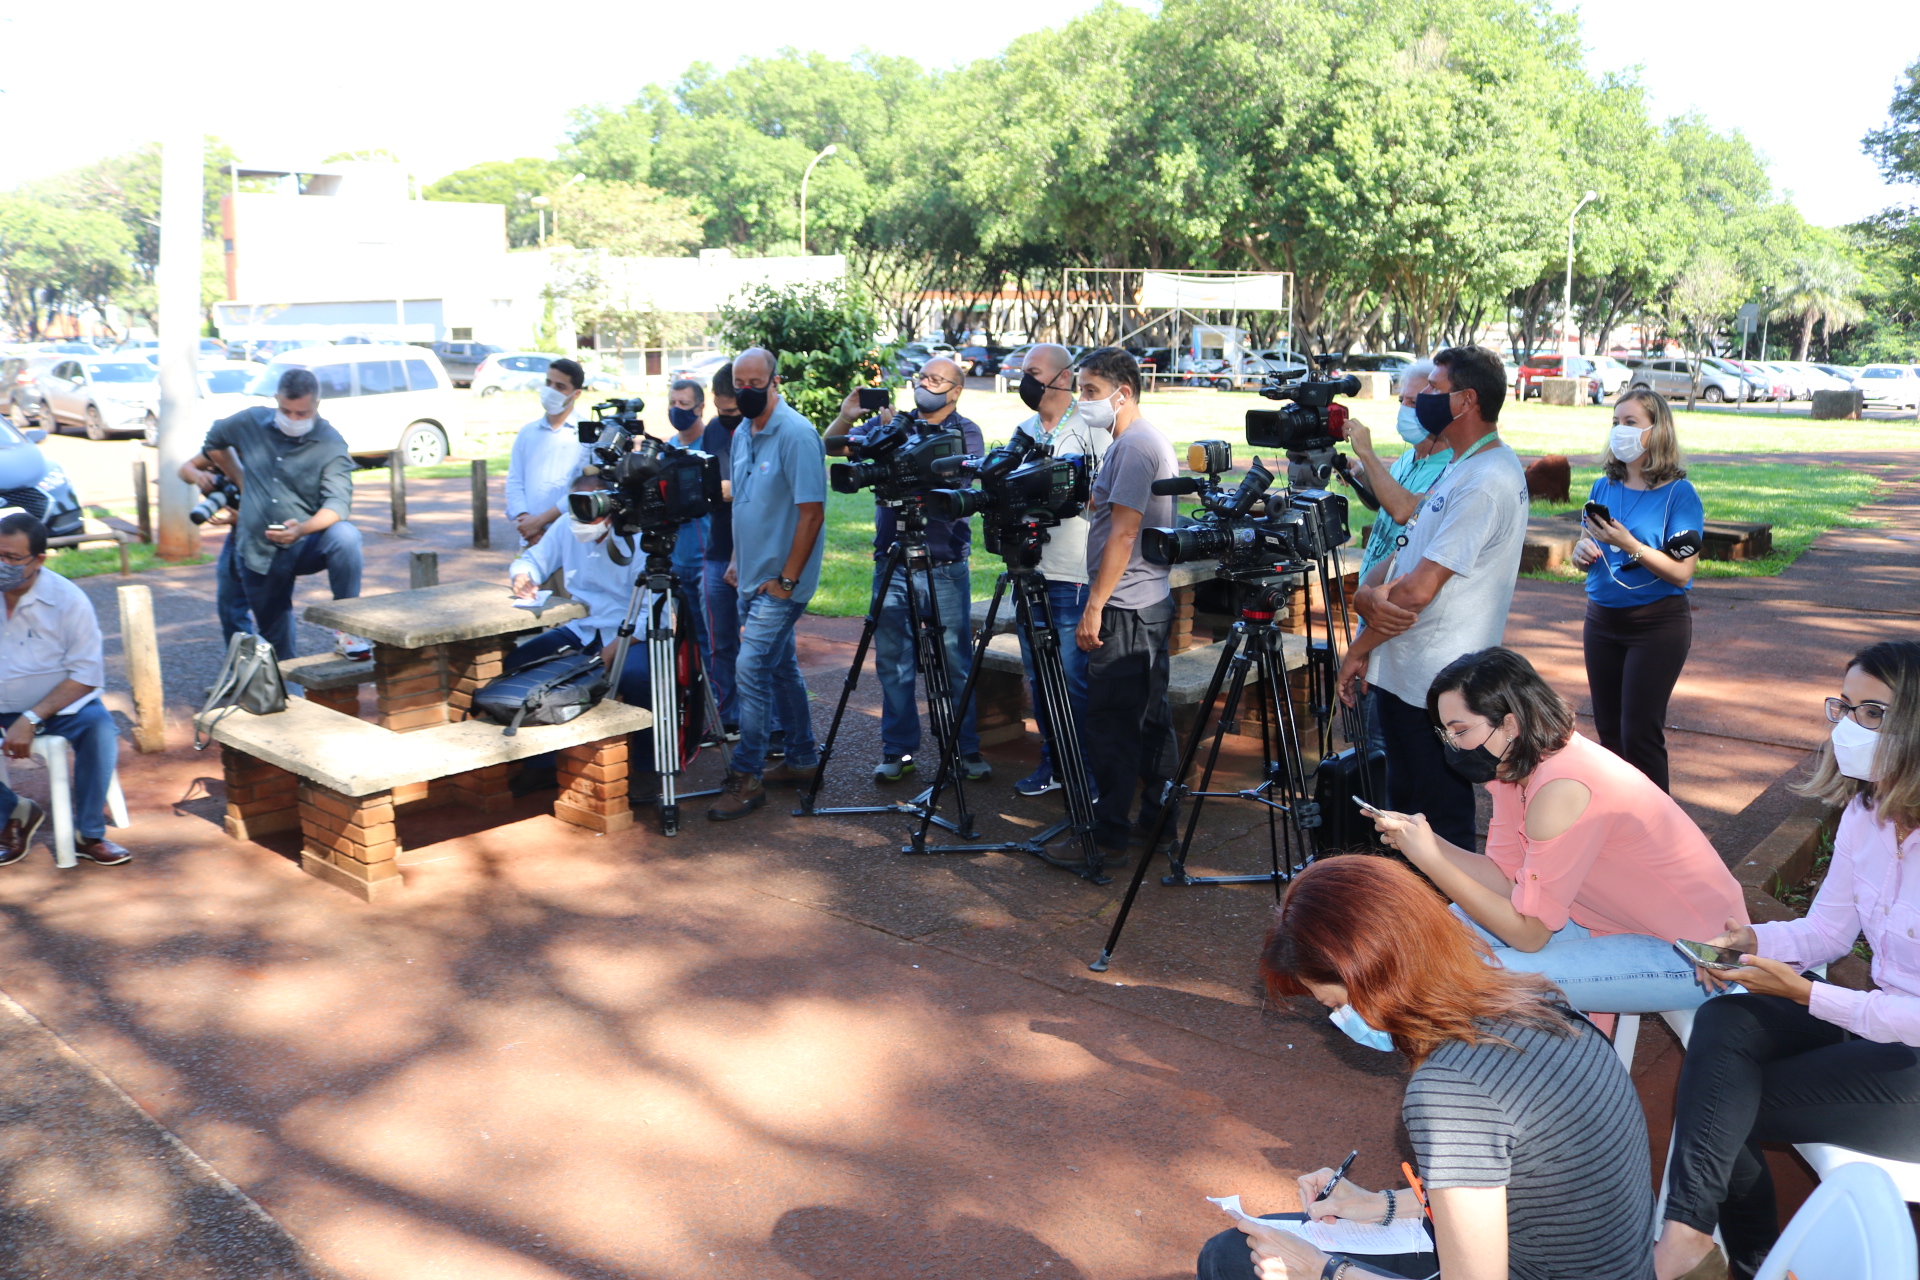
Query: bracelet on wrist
1380 1187 1395 1226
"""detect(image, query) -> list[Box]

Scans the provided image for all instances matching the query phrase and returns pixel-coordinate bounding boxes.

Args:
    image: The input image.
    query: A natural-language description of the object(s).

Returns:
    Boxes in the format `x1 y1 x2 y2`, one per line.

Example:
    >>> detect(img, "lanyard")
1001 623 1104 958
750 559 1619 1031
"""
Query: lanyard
1389 432 1502 557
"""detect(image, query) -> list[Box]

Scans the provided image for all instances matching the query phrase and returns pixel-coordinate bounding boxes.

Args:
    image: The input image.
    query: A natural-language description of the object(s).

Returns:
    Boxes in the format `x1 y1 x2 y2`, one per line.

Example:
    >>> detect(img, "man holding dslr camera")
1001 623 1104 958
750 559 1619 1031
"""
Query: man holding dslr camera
825 356 990 784
202 368 366 660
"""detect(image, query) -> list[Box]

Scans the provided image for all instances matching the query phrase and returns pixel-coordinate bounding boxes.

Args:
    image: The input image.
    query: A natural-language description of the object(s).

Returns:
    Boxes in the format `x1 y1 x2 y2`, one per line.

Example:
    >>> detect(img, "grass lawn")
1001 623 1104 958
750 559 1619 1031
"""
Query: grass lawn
50 541 210 579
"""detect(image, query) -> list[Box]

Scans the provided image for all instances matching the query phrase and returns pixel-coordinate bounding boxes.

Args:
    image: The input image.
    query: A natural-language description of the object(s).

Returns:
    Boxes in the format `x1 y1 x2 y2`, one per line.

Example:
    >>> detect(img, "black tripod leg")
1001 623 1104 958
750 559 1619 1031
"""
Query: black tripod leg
909 572 1004 851
1263 632 1314 878
901 556 976 840
1089 625 1246 973
1023 580 1102 875
1164 640 1255 885
797 543 903 815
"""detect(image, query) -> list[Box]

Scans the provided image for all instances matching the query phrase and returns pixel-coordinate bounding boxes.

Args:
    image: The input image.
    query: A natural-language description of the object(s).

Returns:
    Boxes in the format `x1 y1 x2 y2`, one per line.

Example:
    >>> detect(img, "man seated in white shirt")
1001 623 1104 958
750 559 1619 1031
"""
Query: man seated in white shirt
0 513 127 866
505 358 590 547
507 474 648 702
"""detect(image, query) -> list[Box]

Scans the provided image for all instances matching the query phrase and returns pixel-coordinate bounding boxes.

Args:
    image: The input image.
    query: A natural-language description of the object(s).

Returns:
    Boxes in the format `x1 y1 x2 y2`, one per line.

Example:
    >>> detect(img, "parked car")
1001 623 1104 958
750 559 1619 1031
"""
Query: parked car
48 341 106 355
666 353 730 387
1333 351 1419 392
893 341 959 377
1589 355 1633 397
1 355 59 429
241 345 461 464
1248 348 1311 381
33 357 161 439
1629 356 1749 404
956 345 1010 377
0 416 83 536
1721 359 1787 401
1516 354 1604 404
1777 362 1851 395
427 340 505 388
138 362 271 447
1857 364 1920 411
116 337 227 358
471 351 621 398
1810 363 1859 384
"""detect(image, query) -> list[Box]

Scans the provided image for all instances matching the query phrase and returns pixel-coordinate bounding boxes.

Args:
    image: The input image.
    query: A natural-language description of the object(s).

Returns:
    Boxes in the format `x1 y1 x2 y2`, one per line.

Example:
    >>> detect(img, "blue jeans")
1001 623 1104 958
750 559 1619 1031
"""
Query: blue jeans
0 702 118 841
238 521 364 659
701 559 739 726
671 517 710 665
874 557 979 758
1452 905 1726 1013
215 531 253 644
1014 578 1091 777
732 590 818 777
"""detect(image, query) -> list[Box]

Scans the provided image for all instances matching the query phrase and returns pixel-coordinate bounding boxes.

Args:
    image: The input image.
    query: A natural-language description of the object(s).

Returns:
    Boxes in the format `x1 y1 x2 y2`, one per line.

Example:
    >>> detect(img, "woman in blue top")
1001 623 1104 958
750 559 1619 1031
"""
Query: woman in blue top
1571 388 1703 791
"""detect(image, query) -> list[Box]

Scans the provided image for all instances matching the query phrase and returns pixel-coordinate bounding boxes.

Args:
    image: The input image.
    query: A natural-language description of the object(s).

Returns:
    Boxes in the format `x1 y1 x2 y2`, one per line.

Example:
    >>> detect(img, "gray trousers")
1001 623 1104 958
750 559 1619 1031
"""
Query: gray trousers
1085 595 1177 851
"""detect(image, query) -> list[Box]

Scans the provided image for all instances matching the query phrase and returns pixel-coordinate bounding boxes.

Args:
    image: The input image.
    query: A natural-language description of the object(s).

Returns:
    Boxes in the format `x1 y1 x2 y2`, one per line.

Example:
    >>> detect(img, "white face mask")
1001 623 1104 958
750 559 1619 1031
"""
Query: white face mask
1831 714 1882 782
1609 424 1648 465
1078 390 1121 434
1395 404 1427 445
570 516 607 544
539 385 573 416
274 409 315 438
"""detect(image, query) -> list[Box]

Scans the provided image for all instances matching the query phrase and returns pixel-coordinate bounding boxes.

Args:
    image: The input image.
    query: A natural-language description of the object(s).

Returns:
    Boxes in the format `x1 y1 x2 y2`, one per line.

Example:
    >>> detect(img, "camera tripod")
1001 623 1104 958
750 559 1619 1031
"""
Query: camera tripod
906 544 1106 881
604 542 731 837
796 502 978 837
1090 552 1374 971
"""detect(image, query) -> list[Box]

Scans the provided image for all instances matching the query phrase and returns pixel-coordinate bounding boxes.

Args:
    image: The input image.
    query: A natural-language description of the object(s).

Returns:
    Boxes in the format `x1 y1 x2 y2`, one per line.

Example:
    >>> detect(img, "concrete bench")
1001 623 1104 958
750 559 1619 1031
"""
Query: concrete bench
48 527 136 576
279 653 376 717
1523 515 1773 572
211 695 652 902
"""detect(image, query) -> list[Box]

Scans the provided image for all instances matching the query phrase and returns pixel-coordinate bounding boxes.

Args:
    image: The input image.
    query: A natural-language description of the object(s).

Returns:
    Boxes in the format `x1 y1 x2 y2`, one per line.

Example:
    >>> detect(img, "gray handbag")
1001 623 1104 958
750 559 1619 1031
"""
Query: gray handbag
194 632 289 750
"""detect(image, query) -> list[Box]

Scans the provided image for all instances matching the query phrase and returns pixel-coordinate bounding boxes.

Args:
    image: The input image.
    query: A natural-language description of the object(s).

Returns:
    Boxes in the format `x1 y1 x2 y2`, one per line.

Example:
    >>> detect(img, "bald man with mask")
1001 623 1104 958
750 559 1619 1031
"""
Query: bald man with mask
826 355 990 784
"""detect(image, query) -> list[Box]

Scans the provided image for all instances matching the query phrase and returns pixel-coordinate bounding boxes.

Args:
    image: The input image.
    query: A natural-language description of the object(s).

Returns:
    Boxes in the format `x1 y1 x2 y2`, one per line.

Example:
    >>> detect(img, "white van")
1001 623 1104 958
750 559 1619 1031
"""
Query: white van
246 345 460 465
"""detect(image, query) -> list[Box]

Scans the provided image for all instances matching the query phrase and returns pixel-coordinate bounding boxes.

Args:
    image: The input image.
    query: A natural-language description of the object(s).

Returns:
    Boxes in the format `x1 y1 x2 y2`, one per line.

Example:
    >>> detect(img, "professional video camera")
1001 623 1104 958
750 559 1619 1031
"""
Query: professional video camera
566 397 722 552
188 476 240 526
1140 440 1350 574
827 411 967 504
1247 356 1363 489
922 434 1091 567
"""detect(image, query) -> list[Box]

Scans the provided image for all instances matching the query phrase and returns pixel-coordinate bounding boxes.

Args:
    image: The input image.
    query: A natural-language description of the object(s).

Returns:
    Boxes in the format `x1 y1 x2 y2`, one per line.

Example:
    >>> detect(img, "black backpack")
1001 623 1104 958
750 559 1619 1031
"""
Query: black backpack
471 647 608 736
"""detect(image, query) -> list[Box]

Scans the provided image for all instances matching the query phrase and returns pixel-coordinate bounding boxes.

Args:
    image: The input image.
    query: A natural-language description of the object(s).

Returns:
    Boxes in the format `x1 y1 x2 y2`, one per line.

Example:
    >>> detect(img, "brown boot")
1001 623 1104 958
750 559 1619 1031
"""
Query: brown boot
0 799 44 867
706 770 766 821
761 759 818 789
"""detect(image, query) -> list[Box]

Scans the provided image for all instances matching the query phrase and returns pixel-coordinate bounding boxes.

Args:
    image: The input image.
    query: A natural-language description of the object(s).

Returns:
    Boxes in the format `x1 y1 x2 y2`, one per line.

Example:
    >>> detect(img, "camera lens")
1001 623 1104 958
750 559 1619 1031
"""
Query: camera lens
923 488 986 522
1142 523 1224 566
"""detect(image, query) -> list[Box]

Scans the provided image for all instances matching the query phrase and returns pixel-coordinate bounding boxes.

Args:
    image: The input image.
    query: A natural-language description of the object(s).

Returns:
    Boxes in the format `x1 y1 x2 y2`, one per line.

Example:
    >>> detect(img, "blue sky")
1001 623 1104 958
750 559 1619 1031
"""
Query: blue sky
1 0 1914 227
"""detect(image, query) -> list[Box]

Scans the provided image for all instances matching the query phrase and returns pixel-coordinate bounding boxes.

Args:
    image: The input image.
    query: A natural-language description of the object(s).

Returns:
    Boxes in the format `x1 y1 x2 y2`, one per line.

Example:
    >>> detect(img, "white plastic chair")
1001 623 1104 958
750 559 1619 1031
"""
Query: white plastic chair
1752 1159 1917 1280
0 734 130 869
1794 1143 1920 1203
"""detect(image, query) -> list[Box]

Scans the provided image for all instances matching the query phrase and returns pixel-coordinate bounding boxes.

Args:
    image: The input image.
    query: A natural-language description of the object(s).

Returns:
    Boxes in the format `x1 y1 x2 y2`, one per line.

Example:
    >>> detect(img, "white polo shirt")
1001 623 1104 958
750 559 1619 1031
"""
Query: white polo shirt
0 567 105 716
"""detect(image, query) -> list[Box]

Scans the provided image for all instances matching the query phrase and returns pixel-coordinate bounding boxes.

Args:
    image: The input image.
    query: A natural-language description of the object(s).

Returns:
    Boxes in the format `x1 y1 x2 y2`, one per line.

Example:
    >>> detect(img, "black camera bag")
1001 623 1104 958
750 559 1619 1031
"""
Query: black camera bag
471 648 608 737
1311 744 1388 855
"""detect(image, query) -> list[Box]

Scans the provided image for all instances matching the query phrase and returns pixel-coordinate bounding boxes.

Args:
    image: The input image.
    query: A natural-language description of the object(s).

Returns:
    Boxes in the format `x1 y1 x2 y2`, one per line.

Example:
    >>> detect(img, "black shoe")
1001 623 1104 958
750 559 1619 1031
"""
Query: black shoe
766 730 787 761
722 723 741 743
874 754 915 783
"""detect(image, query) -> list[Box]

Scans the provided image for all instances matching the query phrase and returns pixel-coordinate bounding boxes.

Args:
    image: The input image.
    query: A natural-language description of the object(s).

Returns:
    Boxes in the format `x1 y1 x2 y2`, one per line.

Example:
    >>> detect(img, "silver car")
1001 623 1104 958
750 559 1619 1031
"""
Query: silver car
36 357 160 439
1628 356 1748 404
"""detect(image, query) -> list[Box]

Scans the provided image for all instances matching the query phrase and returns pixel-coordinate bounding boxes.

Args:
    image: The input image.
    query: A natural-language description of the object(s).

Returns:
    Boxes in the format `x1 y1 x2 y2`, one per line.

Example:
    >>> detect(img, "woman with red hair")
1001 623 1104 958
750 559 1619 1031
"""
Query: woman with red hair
1196 855 1654 1280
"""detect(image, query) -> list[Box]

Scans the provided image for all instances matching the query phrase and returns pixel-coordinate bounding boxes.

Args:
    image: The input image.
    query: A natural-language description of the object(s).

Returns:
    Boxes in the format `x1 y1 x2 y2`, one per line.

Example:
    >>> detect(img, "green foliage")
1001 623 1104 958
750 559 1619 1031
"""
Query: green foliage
0 197 136 338
1864 56 1920 185
716 277 895 426
425 158 564 247
546 181 702 257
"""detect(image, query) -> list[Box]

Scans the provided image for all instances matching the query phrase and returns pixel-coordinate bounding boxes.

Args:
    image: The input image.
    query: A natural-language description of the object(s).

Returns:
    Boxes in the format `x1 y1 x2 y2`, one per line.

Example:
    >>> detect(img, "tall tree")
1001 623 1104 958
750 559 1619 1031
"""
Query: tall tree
425 158 564 247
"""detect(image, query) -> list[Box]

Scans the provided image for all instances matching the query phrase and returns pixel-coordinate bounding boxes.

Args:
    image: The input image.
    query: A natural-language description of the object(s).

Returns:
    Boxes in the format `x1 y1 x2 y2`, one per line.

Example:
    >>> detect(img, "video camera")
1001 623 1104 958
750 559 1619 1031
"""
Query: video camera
188 476 240 526
566 397 722 552
1140 440 1350 575
828 411 967 504
923 433 1091 568
1247 357 1362 489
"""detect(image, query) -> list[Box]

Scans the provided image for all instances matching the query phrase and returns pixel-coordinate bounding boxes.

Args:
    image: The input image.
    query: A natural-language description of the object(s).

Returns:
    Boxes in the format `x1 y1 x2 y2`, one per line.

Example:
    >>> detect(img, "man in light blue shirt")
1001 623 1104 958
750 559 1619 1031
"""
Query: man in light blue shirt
708 347 826 822
505 357 589 546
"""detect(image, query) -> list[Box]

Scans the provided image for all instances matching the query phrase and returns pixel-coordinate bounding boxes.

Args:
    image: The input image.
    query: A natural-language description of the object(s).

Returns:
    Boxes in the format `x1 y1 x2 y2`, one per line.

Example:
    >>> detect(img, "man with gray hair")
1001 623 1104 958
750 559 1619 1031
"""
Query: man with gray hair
202 367 364 660
1344 358 1454 582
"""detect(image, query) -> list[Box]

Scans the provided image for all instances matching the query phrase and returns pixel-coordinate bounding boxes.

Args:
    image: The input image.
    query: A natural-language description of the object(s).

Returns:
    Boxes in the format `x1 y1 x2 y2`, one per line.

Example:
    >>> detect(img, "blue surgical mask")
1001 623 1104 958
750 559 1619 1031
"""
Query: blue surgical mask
1330 1003 1396 1052
1395 404 1427 445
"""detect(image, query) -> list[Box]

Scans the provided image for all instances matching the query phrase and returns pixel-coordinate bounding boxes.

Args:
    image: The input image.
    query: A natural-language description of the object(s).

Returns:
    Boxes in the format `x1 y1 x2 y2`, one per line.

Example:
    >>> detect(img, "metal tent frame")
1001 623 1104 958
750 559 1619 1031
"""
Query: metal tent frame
1057 267 1294 387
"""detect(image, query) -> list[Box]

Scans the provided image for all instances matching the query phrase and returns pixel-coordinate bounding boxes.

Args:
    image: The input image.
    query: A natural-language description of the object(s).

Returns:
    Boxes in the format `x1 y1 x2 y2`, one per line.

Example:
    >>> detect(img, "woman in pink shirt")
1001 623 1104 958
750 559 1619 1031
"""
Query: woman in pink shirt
1655 640 1920 1280
1367 646 1747 1015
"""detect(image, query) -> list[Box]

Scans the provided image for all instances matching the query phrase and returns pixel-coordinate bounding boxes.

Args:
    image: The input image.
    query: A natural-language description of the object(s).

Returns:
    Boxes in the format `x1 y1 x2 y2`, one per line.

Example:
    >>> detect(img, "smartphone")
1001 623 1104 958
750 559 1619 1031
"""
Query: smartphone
1351 794 1387 819
265 522 287 532
1583 501 1611 525
1673 938 1747 971
858 386 891 412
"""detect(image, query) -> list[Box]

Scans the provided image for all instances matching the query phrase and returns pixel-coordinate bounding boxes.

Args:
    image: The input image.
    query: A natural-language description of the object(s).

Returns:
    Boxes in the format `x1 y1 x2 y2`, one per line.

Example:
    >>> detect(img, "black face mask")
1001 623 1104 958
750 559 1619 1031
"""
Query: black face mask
715 412 744 429
1442 734 1506 784
1414 390 1458 435
1018 371 1049 412
734 385 770 418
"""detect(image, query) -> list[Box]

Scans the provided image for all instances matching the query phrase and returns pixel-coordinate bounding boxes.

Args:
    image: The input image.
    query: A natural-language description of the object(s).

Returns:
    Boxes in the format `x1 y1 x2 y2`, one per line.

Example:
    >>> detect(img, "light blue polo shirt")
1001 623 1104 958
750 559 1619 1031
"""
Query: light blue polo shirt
730 397 828 604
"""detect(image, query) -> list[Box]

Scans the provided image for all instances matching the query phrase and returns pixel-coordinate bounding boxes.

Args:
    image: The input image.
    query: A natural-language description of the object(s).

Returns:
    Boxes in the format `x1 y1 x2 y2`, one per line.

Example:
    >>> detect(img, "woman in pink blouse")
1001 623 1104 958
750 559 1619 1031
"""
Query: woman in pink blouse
1656 640 1920 1280
1367 646 1747 1013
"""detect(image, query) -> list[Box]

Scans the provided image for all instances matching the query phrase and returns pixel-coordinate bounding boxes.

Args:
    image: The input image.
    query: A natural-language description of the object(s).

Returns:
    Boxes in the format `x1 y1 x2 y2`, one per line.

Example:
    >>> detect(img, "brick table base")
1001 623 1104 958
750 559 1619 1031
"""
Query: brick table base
297 784 403 902
220 746 299 841
554 736 633 833
445 639 510 724
373 643 448 733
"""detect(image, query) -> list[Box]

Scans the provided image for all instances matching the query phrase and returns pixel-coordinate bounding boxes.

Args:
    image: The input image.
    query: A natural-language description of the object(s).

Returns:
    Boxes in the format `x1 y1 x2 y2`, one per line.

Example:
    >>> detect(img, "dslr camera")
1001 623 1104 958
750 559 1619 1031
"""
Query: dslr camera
1141 440 1350 575
566 398 722 553
1246 357 1362 488
923 433 1091 568
189 475 240 526
828 411 967 504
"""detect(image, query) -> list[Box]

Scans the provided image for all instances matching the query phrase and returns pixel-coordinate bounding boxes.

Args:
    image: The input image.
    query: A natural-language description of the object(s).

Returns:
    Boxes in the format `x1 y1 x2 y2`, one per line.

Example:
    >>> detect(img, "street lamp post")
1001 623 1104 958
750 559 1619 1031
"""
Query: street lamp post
799 144 838 255
530 196 550 246
1562 189 1598 355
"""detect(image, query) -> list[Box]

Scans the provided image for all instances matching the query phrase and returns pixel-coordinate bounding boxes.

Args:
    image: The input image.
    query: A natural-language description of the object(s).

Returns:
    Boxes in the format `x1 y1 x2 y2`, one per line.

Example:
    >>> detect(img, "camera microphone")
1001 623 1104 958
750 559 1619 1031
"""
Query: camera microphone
1151 477 1202 496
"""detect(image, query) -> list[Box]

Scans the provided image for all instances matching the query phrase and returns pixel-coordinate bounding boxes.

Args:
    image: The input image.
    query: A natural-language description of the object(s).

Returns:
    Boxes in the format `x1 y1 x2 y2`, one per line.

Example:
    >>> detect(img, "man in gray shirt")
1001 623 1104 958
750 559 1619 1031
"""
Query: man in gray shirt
1077 348 1178 867
1335 345 1528 851
203 367 364 661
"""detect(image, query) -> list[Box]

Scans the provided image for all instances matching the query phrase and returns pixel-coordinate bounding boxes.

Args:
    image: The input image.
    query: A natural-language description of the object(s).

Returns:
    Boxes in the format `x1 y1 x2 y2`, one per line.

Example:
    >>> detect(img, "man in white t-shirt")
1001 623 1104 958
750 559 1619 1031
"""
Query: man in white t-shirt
1335 345 1528 851
1006 343 1110 797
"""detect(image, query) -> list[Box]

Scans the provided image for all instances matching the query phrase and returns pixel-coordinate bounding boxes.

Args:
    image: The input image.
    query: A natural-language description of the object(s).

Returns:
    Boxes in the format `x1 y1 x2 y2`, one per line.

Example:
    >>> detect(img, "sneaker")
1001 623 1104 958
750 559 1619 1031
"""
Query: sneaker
74 837 132 866
722 723 741 743
1015 768 1061 797
762 759 819 789
766 729 787 761
334 631 373 660
706 770 765 821
874 754 915 783
961 753 993 782
0 799 44 867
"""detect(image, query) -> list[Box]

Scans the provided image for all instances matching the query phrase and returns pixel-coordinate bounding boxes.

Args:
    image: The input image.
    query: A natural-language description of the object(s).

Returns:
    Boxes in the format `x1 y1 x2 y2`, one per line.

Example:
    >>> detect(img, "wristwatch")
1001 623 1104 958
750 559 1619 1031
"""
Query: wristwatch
777 576 798 593
1321 1254 1354 1280
20 710 43 732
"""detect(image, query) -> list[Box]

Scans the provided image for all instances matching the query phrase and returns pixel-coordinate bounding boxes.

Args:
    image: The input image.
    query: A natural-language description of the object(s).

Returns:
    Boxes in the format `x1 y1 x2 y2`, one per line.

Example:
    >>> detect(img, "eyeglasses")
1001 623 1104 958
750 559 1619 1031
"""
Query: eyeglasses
916 374 957 392
1826 697 1888 729
1432 719 1494 749
0 553 37 567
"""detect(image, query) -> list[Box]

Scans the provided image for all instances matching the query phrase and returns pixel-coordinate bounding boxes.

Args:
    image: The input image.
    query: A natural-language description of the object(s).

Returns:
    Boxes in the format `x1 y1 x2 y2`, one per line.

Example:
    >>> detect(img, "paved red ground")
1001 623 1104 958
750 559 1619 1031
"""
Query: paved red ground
5 449 1911 1277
